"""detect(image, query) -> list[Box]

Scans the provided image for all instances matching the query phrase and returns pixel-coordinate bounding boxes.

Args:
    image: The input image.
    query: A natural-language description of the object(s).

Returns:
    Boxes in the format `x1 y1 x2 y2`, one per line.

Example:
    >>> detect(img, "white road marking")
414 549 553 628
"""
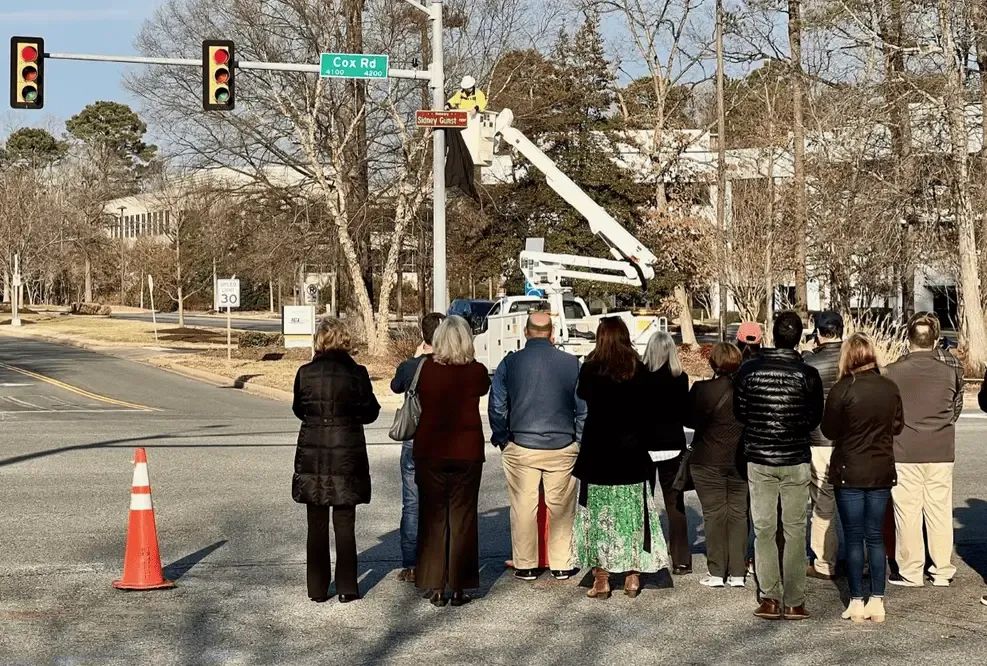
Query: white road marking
1 396 48 411
960 413 987 420
0 382 32 387
0 408 155 414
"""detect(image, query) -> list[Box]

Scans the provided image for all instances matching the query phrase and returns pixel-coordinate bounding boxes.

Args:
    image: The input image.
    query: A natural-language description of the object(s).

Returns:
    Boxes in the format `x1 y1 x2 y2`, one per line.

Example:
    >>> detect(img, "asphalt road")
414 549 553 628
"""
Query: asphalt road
2 336 987 665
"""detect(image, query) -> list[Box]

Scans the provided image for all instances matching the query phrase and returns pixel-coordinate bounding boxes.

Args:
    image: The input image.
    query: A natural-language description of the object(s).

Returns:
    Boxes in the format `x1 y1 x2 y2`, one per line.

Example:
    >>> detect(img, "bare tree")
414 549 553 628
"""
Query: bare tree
587 0 714 345
128 0 534 355
939 0 987 371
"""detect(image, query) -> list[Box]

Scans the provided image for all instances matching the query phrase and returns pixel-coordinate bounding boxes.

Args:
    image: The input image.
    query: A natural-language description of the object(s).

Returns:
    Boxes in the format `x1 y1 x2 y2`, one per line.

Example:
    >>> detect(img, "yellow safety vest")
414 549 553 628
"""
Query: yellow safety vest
447 88 487 112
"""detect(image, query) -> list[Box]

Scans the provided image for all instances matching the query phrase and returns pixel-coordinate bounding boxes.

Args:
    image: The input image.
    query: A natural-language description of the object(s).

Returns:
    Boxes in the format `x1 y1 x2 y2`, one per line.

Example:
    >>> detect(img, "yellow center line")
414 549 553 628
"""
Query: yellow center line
0 362 160 412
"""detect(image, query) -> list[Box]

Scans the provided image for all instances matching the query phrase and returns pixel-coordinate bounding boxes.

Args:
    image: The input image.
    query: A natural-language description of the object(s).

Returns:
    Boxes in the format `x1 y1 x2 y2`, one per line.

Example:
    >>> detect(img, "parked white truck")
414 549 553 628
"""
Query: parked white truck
466 109 667 373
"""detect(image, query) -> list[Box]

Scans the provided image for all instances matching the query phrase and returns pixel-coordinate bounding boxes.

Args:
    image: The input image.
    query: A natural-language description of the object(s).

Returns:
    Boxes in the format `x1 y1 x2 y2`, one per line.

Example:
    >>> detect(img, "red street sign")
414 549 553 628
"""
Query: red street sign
416 110 469 128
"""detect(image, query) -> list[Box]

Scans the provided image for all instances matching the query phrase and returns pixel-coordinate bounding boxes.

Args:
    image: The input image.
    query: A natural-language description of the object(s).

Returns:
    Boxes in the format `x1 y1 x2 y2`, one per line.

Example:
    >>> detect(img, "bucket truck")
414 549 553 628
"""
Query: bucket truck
465 109 667 372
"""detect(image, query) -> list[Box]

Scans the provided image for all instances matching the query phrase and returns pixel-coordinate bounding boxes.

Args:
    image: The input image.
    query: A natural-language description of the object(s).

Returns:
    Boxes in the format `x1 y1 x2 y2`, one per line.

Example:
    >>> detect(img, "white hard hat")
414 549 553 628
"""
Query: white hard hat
461 76 476 89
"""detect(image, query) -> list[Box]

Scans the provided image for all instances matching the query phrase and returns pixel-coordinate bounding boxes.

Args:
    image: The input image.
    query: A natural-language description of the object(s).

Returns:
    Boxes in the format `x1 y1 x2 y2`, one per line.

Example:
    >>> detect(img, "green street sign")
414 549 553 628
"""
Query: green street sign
320 53 389 79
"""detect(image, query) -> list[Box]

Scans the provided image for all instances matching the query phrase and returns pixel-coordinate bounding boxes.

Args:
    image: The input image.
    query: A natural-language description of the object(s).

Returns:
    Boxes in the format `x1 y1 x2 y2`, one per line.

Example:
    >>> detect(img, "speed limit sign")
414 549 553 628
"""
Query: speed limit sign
216 278 241 310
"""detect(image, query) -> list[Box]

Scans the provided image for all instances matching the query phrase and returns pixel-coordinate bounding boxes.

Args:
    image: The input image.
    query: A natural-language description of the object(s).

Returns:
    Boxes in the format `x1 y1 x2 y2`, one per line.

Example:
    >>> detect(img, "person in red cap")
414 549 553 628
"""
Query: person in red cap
736 322 763 362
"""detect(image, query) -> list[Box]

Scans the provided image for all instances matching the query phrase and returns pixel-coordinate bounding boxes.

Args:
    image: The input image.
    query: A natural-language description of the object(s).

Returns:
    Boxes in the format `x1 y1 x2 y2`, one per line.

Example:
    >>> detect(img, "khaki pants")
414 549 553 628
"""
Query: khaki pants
809 447 839 576
501 442 578 570
892 462 956 585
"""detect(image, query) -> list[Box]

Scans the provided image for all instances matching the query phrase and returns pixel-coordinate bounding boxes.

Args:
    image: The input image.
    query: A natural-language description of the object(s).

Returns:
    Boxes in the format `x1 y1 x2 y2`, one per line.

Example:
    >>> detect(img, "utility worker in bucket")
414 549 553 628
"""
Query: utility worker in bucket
446 76 487 115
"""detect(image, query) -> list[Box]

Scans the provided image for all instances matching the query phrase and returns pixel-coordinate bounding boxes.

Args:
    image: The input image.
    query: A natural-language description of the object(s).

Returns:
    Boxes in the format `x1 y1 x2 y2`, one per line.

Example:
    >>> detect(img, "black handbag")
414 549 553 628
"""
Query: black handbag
671 450 694 493
675 383 734 491
388 358 425 441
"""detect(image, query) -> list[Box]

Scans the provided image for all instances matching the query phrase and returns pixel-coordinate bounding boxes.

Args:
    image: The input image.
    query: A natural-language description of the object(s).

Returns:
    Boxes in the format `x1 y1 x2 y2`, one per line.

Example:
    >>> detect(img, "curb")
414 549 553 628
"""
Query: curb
149 361 295 402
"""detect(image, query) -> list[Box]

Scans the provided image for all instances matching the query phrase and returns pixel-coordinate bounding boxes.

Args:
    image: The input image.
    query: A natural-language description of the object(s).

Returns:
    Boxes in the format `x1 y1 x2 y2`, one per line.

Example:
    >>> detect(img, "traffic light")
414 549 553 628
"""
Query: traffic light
202 40 235 111
10 37 45 110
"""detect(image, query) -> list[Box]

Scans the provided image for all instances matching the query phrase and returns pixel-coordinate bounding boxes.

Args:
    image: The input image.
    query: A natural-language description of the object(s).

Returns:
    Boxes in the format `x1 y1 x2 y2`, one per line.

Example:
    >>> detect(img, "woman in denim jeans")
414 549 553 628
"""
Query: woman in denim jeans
822 333 903 623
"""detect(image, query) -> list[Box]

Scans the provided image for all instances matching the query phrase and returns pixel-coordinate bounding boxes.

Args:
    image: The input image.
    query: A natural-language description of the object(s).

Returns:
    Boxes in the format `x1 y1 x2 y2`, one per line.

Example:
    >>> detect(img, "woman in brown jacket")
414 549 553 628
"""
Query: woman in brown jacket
413 315 491 607
822 332 903 624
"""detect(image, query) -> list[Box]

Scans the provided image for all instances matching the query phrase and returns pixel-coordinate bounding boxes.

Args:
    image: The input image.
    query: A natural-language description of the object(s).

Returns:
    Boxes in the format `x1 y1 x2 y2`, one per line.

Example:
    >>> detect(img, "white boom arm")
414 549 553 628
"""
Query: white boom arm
520 251 646 289
494 109 658 284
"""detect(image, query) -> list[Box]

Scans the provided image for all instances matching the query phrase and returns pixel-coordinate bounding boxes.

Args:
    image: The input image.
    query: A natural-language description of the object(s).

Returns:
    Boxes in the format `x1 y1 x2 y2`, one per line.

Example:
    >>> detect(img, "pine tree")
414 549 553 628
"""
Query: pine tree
492 12 651 303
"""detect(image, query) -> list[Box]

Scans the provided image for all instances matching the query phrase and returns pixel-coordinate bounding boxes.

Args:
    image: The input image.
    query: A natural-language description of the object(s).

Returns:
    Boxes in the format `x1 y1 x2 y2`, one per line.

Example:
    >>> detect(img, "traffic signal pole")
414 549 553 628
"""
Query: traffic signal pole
427 0 447 313
43 2 450 310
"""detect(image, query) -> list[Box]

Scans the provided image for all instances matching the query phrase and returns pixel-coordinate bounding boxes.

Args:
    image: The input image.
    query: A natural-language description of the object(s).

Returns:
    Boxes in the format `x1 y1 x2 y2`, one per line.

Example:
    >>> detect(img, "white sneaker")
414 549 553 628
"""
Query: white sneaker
841 598 867 622
931 577 951 588
727 576 746 588
864 597 885 623
700 575 725 588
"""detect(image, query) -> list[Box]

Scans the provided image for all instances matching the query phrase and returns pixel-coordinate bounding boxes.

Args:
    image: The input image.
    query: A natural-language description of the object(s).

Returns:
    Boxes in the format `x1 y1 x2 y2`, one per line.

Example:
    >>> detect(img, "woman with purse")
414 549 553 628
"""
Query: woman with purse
684 342 748 589
640 331 692 575
389 312 446 584
413 316 491 607
291 317 381 604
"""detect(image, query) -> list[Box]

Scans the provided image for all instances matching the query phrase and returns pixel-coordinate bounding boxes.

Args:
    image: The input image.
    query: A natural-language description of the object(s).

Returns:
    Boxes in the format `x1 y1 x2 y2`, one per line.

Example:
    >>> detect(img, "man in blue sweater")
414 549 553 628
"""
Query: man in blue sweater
489 311 587 581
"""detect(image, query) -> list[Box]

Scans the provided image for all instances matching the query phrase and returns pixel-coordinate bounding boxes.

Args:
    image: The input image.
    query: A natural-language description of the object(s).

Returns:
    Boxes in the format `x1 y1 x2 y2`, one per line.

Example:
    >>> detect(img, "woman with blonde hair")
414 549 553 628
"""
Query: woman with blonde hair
822 332 903 623
413 315 491 607
291 317 381 604
640 330 692 574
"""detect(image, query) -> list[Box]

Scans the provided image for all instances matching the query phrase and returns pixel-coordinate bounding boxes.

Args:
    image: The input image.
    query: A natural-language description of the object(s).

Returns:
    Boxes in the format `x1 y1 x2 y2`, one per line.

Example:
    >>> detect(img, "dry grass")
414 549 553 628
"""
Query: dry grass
7 315 228 348
843 316 907 368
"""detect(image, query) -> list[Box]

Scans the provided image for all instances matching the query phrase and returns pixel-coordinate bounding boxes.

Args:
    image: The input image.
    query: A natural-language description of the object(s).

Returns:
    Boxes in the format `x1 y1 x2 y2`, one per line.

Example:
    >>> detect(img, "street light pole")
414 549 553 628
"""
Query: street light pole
429 0 447 313
715 0 728 342
11 253 21 327
118 206 127 306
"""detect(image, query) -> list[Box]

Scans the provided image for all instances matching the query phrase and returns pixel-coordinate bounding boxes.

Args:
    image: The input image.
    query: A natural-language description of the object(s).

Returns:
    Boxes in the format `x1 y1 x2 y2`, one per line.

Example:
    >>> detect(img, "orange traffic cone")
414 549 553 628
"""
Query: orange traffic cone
112 448 175 591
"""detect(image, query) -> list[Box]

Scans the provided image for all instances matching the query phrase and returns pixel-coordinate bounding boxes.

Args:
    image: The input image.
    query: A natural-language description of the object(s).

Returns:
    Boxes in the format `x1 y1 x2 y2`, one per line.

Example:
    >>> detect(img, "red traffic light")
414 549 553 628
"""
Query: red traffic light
213 49 230 65
21 45 38 62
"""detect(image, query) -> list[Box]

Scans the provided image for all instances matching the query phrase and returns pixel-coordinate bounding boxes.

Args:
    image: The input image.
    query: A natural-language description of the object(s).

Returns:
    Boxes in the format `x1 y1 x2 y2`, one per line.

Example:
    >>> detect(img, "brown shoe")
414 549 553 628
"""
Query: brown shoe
754 599 782 620
624 572 641 598
397 567 416 583
783 605 810 620
586 567 611 600
806 565 834 581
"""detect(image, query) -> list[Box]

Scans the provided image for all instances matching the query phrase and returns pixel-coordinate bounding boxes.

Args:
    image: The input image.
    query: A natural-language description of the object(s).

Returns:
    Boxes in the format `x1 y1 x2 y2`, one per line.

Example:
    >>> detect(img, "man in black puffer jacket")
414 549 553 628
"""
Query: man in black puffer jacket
735 311 824 621
801 311 844 581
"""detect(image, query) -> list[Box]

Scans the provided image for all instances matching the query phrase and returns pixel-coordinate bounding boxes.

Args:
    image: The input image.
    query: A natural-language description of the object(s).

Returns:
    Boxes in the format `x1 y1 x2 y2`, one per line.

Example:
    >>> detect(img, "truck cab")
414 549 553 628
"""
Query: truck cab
473 295 591 372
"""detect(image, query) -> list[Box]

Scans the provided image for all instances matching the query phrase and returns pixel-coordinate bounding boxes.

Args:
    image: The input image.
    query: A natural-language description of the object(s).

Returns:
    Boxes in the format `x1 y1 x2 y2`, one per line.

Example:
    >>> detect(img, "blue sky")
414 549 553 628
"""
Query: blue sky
1 1 163 139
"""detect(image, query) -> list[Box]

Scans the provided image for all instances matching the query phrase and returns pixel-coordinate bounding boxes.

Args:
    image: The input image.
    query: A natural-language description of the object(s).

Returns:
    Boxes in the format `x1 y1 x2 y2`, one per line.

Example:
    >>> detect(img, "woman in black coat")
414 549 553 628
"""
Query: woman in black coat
574 318 670 600
640 331 691 574
292 317 381 604
684 342 747 588
821 332 902 623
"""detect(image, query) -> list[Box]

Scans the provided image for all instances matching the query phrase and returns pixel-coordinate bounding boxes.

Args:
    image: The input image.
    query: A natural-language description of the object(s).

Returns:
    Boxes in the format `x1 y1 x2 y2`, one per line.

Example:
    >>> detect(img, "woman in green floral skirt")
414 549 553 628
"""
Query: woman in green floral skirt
573 317 670 599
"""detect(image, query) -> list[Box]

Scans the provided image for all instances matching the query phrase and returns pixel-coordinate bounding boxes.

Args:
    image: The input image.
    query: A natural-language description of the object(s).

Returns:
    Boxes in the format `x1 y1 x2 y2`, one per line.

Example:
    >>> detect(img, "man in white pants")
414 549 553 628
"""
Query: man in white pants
886 313 963 587
802 311 844 580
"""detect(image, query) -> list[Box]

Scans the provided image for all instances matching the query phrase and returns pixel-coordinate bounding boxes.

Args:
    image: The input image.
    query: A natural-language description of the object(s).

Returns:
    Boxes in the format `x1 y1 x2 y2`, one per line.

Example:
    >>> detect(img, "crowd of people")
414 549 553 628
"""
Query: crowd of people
288 306 987 621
